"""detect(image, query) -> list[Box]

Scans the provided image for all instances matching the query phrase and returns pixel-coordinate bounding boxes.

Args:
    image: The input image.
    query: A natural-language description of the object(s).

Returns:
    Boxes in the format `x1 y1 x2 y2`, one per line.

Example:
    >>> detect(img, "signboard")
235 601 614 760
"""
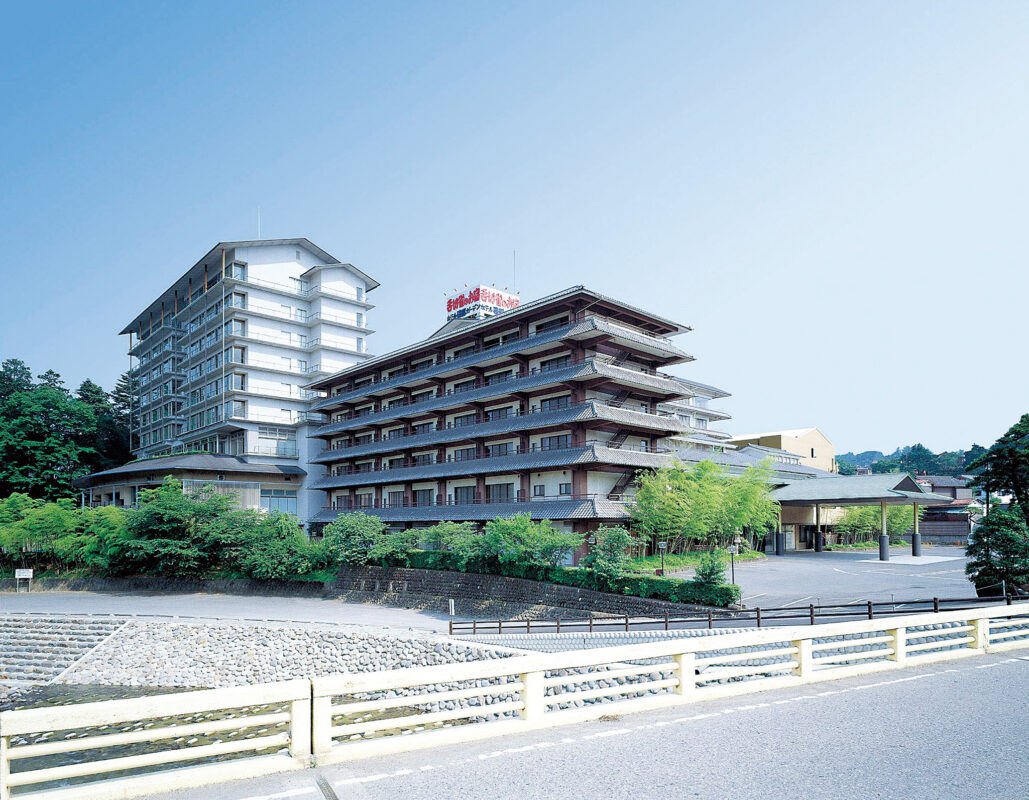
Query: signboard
15 569 33 580
446 286 520 321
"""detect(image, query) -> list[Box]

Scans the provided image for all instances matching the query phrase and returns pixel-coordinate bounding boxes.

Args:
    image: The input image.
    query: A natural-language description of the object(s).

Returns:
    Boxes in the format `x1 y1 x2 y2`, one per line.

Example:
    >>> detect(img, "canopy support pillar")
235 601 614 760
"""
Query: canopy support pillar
879 499 890 561
911 501 921 557
814 503 823 552
774 509 785 556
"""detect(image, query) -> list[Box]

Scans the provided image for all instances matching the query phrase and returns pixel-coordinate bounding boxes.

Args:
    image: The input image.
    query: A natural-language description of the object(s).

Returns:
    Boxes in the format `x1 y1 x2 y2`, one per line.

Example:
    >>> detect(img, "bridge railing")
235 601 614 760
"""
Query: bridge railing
310 603 1029 765
2 604 1028 798
0 679 311 800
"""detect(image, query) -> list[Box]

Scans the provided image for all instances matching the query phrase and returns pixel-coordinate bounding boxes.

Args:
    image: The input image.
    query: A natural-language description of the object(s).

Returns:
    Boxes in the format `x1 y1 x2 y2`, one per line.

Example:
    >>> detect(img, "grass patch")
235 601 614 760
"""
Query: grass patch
628 548 764 574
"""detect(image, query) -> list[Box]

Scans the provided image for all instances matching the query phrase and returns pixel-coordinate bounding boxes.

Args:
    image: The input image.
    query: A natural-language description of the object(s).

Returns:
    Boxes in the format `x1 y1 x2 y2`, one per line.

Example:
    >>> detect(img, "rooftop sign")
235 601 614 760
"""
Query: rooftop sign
446 286 520 321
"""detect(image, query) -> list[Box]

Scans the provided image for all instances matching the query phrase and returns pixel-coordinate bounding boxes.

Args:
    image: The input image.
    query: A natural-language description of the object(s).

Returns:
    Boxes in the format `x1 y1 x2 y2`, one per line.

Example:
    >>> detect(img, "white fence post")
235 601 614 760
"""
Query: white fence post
1 734 10 800
792 639 812 677
520 671 544 721
311 694 333 757
888 627 907 663
970 617 990 650
289 695 312 763
675 652 696 696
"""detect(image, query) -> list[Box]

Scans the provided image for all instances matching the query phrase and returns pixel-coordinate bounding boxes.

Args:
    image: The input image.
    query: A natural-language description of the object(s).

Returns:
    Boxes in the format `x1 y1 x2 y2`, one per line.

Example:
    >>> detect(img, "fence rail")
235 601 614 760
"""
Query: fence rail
1 604 1027 799
446 594 1022 636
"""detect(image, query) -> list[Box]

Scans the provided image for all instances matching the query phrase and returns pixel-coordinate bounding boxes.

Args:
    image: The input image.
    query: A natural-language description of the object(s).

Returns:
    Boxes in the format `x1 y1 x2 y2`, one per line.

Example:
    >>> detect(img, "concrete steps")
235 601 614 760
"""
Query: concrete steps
0 616 123 684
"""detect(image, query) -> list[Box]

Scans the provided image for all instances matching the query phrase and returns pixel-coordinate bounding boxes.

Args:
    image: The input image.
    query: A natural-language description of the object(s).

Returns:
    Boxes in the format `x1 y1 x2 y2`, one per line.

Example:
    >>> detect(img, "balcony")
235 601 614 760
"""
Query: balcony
312 493 632 523
309 441 670 490
313 358 686 437
309 316 690 413
310 400 689 462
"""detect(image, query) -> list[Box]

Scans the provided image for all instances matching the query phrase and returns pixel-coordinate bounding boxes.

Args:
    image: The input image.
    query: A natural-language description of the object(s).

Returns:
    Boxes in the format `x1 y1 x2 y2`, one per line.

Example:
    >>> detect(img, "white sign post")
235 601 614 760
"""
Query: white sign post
15 568 33 593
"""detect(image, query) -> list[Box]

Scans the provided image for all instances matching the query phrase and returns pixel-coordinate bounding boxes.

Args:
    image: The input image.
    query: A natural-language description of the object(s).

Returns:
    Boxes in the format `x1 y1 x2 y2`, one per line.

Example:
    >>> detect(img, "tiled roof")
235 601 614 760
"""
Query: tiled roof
75 454 306 488
311 497 632 524
769 474 953 505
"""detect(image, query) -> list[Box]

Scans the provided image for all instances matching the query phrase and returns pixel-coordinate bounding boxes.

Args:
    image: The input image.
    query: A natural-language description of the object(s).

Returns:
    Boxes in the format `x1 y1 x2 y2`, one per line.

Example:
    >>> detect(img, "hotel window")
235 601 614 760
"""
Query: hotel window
230 373 245 391
228 292 247 309
694 418 708 430
413 489 434 507
486 407 511 421
453 446 476 462
487 483 513 503
485 370 514 385
539 395 570 411
412 421 435 435
539 355 570 372
533 484 545 497
411 390 434 403
453 412 477 428
453 486 475 504
260 489 297 514
387 491 405 508
229 263 247 280
225 347 245 364
355 493 372 508
487 442 510 457
226 400 246 419
452 378 476 393
540 434 571 451
534 316 568 334
413 453 435 466
559 483 572 496
225 319 246 337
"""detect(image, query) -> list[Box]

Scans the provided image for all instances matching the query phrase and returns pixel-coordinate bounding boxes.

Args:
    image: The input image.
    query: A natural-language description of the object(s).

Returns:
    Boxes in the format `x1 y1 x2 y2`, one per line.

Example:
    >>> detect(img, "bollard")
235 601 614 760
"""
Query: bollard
756 608 762 628
933 597 939 613
707 610 713 629
809 604 815 625
867 600 874 620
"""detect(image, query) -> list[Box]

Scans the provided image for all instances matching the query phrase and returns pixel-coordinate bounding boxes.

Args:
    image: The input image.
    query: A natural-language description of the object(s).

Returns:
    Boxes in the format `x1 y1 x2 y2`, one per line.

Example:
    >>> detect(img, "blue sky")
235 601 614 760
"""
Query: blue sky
1 1 1026 453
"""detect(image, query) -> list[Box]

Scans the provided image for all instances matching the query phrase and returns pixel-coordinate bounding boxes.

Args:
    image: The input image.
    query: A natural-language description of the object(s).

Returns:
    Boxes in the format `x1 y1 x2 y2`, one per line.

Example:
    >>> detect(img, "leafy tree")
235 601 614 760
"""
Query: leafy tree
965 507 1029 593
36 369 66 390
836 460 857 476
474 514 582 570
833 505 921 543
632 459 778 549
52 506 130 572
579 525 634 590
223 511 323 580
0 359 33 401
0 497 79 568
76 379 131 472
111 478 235 576
322 511 388 566
0 386 97 499
968 414 1029 527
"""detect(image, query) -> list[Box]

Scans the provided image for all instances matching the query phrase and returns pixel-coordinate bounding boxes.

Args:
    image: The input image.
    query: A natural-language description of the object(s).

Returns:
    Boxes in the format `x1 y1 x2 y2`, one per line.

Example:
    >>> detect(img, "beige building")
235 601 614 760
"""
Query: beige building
728 427 837 473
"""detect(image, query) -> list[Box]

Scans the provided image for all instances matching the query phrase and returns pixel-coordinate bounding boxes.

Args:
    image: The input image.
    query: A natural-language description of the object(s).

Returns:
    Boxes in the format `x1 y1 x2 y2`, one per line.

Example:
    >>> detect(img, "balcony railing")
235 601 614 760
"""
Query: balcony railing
326 492 626 512
325 438 587 477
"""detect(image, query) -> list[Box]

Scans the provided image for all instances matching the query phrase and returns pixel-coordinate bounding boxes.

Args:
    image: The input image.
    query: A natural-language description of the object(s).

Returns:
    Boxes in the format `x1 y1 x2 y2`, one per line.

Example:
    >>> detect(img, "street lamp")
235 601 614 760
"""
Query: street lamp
728 534 742 584
657 540 667 576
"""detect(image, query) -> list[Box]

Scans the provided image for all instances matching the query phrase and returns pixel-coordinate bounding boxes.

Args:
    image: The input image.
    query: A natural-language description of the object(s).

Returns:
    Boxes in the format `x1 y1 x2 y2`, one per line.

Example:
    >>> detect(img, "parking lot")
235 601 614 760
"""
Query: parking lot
728 545 973 607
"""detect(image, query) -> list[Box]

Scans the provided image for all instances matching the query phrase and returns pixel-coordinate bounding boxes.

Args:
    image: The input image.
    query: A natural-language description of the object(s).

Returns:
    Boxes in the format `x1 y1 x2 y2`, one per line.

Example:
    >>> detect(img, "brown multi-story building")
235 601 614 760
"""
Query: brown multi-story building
303 285 731 540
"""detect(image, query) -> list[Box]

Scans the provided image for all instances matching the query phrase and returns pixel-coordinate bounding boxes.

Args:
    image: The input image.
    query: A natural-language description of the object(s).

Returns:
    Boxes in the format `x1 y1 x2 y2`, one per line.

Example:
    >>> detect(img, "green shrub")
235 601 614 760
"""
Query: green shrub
322 512 388 566
966 506 1029 591
579 525 633 590
693 549 726 586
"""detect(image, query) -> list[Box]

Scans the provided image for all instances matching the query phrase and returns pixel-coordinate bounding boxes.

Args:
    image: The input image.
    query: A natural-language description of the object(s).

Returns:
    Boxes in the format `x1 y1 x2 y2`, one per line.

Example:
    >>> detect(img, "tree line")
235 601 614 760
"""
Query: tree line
836 443 987 476
0 358 133 500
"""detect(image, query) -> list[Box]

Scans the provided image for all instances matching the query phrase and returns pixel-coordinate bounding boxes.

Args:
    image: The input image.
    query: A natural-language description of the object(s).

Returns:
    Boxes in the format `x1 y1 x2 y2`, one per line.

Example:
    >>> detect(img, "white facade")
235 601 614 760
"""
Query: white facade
124 239 377 521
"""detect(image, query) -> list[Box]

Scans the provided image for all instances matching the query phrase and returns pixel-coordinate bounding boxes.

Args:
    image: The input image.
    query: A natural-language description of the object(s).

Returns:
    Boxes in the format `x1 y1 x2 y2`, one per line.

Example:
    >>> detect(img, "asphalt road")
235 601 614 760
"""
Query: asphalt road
147 651 1029 800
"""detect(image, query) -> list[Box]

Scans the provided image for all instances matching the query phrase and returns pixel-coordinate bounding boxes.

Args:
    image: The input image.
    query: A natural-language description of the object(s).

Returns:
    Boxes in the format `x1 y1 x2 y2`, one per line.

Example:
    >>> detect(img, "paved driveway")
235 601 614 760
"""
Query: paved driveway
726 546 974 607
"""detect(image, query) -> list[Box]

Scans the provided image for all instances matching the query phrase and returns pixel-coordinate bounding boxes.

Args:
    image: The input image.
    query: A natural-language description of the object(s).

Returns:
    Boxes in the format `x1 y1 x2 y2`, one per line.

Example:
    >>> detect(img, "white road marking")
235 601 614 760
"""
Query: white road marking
781 596 816 607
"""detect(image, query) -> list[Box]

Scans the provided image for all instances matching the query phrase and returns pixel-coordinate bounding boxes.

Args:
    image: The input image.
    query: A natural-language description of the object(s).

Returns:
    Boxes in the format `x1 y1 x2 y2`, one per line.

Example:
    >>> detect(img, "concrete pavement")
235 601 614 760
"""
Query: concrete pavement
0 591 449 633
728 546 974 607
146 650 1029 800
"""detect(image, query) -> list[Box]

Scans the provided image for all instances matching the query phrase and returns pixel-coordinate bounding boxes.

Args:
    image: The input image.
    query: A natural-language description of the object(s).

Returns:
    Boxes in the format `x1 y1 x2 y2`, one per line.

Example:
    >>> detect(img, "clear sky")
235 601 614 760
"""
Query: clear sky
1 1 1026 454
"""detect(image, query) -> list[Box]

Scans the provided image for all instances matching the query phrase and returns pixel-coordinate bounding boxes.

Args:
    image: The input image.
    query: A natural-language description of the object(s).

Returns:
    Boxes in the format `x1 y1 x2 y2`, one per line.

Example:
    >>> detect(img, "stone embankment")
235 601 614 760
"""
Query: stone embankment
58 622 515 688
0 615 124 685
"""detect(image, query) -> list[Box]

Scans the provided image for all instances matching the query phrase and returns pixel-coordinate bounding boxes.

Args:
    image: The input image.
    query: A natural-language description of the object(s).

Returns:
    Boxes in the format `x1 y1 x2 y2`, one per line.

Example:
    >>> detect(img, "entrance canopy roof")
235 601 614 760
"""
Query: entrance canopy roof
769 474 952 506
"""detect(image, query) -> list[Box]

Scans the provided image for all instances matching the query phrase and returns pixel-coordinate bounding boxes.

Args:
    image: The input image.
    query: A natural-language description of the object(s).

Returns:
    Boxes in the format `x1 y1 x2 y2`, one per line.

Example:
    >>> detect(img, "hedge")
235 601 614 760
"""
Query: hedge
398 550 740 607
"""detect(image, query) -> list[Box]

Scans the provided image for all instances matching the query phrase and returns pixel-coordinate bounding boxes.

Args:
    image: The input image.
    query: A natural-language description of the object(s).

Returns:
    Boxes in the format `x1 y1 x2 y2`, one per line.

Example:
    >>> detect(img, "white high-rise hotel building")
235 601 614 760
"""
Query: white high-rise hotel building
117 239 377 519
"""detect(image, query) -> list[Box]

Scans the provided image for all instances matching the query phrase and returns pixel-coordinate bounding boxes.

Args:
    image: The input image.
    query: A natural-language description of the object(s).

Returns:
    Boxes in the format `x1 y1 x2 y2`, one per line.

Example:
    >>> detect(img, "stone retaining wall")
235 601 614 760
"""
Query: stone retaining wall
334 565 715 616
2 569 721 617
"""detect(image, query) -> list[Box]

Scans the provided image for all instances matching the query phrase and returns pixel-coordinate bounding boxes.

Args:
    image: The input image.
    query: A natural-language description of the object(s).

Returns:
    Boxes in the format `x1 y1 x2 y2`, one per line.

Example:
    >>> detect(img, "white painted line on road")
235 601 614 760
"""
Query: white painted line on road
742 593 766 601
781 596 816 608
233 789 317 800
